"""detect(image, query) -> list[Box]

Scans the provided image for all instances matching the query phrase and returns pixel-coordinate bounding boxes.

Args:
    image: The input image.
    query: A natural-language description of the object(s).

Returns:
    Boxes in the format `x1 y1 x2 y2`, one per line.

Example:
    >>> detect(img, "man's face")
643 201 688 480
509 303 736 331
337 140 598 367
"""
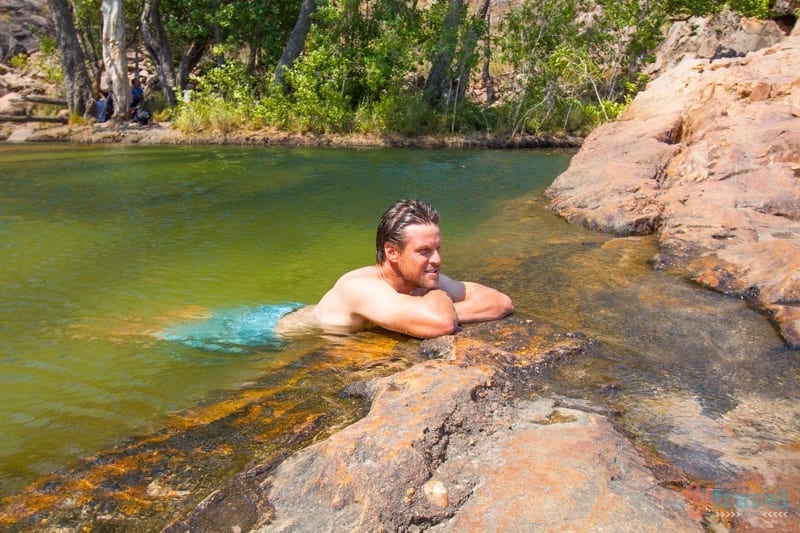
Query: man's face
394 223 442 290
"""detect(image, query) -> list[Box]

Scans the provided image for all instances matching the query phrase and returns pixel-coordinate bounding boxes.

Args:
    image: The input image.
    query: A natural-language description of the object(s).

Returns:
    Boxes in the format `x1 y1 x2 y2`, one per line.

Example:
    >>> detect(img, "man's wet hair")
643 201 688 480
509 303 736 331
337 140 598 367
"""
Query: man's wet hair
376 199 440 264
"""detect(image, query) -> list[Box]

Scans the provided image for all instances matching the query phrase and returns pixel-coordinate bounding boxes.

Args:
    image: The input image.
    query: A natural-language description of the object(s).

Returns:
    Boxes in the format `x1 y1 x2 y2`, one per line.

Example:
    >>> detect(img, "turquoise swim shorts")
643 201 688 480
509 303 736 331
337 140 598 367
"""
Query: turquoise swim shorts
157 302 304 353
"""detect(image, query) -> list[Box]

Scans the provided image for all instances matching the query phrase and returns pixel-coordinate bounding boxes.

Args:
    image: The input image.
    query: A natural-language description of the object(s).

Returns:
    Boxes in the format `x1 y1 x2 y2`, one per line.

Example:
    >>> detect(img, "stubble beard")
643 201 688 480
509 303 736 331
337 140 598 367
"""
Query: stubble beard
419 270 439 290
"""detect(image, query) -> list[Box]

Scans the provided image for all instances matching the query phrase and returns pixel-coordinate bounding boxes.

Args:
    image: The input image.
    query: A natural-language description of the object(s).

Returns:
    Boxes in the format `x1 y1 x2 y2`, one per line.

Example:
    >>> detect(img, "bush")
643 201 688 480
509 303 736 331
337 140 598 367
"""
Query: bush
354 93 438 136
8 54 28 69
173 101 209 134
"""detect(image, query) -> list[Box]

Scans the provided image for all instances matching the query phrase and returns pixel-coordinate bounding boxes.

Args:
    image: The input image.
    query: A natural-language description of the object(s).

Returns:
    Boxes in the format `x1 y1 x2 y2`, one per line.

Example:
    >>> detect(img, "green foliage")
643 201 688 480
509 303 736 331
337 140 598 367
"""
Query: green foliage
173 101 208 133
659 0 770 18
31 37 63 84
193 62 258 103
728 0 770 18
70 0 776 139
39 35 58 56
8 54 28 69
173 62 256 133
252 0 432 134
173 93 248 134
353 93 439 136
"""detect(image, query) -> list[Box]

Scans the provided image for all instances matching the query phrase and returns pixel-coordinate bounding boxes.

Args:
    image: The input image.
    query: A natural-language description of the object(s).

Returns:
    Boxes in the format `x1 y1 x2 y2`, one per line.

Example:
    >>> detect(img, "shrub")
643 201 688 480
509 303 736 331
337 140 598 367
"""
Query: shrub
9 54 28 69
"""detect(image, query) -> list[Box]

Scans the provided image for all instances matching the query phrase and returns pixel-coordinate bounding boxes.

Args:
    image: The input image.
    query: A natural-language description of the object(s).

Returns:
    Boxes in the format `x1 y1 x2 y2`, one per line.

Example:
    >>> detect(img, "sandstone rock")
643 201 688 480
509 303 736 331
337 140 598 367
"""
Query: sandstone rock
167 320 700 532
646 10 787 80
439 399 698 532
255 368 699 532
6 126 35 142
546 34 800 347
0 0 52 60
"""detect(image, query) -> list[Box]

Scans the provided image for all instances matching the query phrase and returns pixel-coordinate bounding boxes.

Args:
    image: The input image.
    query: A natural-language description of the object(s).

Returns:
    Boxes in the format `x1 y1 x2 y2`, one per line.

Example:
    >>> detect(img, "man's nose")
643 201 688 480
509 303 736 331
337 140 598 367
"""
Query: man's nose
430 249 442 266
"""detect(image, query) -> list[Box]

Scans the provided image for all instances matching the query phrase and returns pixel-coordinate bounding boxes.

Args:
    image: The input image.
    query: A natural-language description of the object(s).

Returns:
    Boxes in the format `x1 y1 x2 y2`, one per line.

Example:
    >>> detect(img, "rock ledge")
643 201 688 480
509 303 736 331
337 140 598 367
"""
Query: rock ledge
546 33 800 347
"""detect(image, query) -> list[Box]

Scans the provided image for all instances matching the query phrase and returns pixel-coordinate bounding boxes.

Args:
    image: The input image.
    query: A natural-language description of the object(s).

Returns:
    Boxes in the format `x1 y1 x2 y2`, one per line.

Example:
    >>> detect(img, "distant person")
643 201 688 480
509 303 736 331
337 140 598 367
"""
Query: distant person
96 93 108 123
131 78 144 108
278 198 514 338
96 91 114 122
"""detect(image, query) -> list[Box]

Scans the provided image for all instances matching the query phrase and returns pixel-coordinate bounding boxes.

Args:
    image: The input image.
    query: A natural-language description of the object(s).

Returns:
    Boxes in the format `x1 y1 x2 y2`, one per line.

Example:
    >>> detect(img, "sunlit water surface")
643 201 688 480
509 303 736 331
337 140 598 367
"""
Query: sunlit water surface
1 144 798 521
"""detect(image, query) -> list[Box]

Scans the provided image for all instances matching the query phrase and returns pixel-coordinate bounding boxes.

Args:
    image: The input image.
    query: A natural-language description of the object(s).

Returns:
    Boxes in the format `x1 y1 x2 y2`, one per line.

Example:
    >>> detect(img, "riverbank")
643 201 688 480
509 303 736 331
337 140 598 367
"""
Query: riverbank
1 118 582 149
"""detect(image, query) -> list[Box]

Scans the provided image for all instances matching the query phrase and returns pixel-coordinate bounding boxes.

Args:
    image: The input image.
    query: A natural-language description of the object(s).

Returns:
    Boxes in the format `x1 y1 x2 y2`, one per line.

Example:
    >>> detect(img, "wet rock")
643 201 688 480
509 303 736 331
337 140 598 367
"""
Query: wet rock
169 319 700 532
254 375 698 532
546 32 800 347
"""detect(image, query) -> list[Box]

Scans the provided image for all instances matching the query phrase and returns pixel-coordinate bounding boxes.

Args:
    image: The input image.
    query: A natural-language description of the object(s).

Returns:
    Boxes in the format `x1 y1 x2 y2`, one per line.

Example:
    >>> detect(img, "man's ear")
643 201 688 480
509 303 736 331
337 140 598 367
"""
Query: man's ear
384 242 400 262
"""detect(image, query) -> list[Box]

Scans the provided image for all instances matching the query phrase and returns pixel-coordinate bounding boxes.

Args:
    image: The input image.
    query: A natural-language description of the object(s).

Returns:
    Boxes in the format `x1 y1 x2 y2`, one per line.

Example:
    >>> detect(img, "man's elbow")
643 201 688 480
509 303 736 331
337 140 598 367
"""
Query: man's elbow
498 294 514 318
413 314 458 339
484 293 514 320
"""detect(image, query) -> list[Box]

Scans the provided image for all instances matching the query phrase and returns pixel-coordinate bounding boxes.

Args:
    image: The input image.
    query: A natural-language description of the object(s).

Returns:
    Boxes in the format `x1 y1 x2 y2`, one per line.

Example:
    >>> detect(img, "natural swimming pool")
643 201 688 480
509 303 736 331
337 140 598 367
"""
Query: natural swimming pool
1 144 797 526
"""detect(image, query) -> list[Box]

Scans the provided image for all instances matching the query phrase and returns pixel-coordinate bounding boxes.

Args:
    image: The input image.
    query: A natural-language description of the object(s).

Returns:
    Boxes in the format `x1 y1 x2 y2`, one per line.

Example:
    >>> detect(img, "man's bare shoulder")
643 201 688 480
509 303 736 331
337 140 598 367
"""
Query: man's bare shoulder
334 265 384 286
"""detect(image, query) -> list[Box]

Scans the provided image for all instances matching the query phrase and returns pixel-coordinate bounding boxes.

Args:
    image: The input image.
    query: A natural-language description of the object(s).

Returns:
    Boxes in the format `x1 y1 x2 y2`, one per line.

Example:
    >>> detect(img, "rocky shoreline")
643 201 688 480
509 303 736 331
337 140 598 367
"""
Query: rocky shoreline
165 319 704 532
546 30 800 349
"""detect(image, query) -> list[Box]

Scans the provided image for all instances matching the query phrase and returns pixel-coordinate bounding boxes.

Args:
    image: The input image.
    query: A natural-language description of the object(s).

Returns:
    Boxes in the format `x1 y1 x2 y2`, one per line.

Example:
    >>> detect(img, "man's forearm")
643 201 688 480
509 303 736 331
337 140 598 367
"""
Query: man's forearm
453 285 514 323
385 289 458 339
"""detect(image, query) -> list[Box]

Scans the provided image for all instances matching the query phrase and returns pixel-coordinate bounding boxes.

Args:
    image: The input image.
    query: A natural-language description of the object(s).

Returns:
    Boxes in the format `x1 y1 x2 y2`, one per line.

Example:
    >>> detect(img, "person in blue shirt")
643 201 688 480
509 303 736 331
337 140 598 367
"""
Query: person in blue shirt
131 78 144 108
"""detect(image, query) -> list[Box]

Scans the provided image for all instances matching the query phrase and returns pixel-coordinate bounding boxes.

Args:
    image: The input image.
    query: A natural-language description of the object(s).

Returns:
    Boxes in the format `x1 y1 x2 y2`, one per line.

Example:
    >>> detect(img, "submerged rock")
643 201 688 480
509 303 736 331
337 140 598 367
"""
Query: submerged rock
167 319 700 532
546 29 800 347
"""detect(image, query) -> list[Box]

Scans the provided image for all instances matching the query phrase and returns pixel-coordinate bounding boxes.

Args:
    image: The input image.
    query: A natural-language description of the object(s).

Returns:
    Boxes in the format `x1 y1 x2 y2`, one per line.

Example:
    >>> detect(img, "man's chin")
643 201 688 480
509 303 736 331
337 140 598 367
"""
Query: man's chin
421 273 439 288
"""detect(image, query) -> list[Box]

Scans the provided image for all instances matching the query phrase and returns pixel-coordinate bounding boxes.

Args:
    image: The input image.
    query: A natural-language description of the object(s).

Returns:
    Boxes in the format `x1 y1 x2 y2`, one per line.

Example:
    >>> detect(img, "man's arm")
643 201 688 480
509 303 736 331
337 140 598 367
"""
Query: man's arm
438 275 514 323
341 277 459 338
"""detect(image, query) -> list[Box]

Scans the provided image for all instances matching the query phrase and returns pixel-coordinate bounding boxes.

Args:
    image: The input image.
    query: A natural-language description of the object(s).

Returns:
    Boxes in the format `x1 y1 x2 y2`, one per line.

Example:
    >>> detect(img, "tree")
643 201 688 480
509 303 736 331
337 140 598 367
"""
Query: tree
177 38 210 92
101 0 131 118
141 0 178 106
273 0 317 88
450 0 490 116
47 0 95 116
423 0 463 108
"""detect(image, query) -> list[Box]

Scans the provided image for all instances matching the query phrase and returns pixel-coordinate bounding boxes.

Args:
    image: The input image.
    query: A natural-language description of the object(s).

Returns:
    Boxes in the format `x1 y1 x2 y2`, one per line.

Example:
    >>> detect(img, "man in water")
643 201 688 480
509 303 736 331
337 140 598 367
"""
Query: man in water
278 198 514 338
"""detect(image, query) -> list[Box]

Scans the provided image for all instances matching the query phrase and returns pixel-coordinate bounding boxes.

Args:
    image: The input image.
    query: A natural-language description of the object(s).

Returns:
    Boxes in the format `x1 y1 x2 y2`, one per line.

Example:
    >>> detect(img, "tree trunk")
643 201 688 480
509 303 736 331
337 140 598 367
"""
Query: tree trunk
273 0 317 88
101 0 131 118
423 0 463 108
481 8 494 104
46 0 94 116
212 0 224 66
177 38 209 93
246 24 263 74
453 0 490 107
77 13 103 95
141 0 178 107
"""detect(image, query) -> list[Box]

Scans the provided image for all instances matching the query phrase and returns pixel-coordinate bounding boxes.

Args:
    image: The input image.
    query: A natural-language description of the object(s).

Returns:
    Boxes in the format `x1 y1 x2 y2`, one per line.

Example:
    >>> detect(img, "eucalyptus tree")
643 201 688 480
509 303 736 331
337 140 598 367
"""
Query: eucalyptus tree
273 0 316 88
101 0 131 116
422 0 462 108
47 0 95 116
141 0 178 105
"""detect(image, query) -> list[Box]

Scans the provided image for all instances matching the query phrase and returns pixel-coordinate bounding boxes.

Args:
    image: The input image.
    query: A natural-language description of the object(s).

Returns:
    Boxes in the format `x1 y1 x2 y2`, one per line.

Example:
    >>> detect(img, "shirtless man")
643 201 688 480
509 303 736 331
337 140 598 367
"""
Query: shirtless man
278 199 513 338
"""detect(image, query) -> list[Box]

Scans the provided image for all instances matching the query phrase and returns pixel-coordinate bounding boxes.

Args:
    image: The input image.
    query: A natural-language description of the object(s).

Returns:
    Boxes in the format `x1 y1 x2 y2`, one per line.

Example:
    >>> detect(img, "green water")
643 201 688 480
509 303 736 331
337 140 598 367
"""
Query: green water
1 143 798 520
0 144 571 496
